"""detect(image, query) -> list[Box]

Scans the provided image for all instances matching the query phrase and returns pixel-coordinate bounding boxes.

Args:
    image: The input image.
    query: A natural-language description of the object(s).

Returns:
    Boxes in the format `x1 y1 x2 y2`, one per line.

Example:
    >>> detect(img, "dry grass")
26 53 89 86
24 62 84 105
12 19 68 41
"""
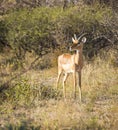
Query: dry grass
0 49 118 130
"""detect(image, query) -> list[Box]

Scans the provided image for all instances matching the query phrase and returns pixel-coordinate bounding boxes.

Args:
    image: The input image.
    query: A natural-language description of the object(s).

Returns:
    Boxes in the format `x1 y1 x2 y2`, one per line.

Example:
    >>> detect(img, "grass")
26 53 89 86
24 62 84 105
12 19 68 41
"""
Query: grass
0 49 118 130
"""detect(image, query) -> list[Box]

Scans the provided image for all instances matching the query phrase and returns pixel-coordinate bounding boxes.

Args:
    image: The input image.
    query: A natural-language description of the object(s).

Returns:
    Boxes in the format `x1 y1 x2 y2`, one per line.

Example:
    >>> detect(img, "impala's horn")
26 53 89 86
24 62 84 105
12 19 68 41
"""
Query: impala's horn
74 34 77 40
78 33 87 41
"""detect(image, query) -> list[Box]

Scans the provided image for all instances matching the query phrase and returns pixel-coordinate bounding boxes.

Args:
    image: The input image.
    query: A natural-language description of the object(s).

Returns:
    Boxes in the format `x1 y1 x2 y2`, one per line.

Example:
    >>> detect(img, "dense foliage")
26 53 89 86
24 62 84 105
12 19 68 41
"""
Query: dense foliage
0 2 117 58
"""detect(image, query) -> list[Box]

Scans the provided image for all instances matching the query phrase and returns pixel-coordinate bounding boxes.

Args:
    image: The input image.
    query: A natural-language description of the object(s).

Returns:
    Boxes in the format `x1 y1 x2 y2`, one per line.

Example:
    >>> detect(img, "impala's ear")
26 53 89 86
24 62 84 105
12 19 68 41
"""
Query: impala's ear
81 37 86 43
72 37 75 43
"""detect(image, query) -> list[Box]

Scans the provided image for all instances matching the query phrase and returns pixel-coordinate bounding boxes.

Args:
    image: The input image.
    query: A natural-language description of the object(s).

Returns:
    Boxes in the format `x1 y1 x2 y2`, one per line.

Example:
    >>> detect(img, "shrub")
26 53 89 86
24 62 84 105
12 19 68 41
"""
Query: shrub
0 77 61 106
0 3 115 59
1 78 32 105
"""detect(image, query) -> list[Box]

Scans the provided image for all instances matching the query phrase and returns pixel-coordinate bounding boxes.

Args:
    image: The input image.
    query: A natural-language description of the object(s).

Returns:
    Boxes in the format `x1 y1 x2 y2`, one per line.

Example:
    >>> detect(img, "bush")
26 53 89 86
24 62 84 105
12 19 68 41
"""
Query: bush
4 8 58 58
0 3 116 59
0 77 61 106
1 78 32 105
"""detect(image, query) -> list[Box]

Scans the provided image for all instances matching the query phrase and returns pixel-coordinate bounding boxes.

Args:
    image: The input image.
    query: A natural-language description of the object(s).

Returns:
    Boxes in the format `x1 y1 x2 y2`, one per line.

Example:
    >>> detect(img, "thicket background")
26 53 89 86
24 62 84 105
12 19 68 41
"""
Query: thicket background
0 0 118 58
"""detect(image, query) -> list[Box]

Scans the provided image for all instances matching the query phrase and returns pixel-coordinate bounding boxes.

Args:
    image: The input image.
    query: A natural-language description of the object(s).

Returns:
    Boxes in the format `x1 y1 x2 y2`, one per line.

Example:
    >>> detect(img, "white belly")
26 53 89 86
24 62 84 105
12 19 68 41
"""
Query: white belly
62 64 74 73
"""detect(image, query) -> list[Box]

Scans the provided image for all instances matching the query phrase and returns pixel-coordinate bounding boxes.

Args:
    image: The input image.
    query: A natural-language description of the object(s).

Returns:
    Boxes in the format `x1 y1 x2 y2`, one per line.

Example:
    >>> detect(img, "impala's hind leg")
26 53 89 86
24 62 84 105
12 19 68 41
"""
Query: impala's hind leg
73 72 76 99
56 68 62 89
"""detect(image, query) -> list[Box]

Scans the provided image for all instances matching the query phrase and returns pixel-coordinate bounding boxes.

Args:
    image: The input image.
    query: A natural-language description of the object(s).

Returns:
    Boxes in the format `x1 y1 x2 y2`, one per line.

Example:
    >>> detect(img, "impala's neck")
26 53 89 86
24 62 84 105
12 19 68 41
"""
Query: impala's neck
75 45 83 66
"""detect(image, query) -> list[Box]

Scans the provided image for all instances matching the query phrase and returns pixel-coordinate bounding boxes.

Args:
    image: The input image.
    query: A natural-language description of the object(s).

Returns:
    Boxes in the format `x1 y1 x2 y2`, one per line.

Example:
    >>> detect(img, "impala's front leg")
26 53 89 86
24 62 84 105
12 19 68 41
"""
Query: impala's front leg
78 71 82 102
63 73 68 99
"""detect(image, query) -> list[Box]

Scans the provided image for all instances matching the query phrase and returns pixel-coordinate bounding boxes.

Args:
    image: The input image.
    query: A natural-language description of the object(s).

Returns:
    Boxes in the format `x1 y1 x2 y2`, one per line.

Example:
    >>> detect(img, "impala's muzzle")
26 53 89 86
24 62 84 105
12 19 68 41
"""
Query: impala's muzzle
69 46 72 51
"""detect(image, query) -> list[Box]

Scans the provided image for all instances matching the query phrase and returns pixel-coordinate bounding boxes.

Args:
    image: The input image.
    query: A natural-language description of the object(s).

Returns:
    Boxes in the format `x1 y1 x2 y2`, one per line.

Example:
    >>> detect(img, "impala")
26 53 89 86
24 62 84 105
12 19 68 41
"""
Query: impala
56 34 86 102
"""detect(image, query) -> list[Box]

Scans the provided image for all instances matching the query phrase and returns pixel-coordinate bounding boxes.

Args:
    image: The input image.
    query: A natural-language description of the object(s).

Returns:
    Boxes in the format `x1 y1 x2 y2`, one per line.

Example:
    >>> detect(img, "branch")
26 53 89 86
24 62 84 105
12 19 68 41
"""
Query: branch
92 35 114 45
